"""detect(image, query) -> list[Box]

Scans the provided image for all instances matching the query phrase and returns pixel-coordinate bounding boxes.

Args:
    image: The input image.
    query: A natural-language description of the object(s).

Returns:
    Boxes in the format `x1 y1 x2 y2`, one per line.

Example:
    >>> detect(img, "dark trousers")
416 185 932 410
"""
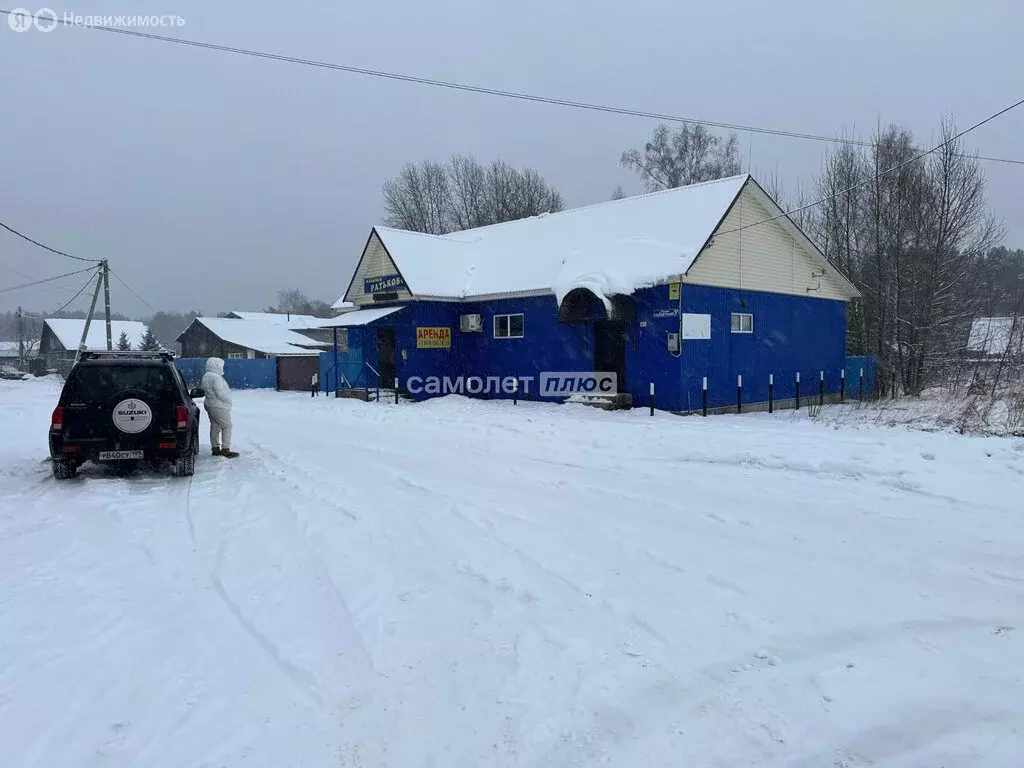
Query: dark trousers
311 384 318 397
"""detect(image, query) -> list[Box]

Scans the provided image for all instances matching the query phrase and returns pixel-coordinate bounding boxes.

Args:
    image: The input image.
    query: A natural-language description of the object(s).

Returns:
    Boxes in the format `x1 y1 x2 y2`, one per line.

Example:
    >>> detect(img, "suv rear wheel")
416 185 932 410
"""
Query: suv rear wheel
52 459 77 480
174 451 195 477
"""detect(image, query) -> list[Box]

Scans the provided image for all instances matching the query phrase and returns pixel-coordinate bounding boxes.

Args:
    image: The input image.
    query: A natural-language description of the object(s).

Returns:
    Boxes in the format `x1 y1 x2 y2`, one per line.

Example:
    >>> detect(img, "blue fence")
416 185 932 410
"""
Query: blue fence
319 350 367 392
845 355 877 399
176 358 277 390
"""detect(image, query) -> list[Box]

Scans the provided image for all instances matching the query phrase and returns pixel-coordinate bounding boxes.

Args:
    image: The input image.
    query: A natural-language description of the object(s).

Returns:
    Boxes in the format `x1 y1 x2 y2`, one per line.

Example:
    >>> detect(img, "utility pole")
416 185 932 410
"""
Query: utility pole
102 260 112 351
75 271 104 365
16 306 24 366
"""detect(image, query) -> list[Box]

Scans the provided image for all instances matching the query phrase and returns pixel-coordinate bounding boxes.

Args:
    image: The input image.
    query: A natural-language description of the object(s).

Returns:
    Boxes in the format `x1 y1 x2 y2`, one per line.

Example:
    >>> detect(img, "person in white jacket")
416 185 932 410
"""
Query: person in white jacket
201 357 239 458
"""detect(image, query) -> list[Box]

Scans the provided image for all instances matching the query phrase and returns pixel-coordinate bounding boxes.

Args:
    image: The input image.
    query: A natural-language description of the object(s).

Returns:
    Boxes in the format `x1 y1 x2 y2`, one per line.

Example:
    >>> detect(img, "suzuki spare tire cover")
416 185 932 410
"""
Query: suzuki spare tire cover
112 397 153 434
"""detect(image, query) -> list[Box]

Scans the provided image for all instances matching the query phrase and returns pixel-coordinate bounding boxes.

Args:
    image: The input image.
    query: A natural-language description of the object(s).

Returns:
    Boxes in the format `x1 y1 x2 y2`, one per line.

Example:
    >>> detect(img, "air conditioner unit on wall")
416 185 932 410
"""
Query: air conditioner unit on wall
460 314 483 332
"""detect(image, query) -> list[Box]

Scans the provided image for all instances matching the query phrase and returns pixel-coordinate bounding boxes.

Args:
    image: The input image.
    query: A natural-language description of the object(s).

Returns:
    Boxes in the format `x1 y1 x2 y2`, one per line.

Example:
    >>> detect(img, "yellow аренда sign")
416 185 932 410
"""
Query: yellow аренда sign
416 327 451 349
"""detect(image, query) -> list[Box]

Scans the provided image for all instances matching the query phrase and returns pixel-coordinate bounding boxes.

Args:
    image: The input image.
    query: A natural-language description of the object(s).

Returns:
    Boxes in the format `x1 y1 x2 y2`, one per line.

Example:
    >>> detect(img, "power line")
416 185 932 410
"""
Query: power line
51 269 102 315
4 9 1021 167
0 219 101 263
108 267 159 314
0 270 99 343
0 262 84 293
0 266 100 295
717 96 1024 238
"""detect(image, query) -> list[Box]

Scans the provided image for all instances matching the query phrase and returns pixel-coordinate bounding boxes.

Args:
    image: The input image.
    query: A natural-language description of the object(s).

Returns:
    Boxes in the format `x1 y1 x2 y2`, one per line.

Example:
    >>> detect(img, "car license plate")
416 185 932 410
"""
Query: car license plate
98 450 144 461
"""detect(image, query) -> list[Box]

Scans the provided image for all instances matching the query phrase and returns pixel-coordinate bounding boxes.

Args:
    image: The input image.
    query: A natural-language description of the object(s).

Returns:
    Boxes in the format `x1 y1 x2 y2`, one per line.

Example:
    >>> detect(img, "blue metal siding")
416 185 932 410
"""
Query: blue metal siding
459 295 593 400
678 285 847 411
390 302 461 392
624 285 686 411
322 288 848 411
175 358 277 389
844 355 877 400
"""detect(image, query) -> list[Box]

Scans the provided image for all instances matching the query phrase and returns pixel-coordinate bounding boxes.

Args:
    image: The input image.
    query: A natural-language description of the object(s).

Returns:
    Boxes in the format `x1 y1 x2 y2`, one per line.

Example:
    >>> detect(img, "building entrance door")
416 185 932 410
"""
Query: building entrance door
594 320 626 395
376 327 396 388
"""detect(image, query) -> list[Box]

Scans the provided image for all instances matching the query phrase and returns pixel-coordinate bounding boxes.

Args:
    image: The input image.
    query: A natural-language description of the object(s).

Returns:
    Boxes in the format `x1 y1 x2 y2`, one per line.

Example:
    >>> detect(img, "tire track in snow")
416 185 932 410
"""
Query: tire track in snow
204 555 323 705
172 460 327 706
695 616 1005 686
226 441 377 675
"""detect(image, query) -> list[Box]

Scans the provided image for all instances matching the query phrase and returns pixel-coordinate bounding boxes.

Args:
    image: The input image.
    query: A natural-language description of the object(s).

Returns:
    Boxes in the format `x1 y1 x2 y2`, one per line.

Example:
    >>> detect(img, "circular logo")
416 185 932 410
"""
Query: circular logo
34 7 57 32
7 8 33 32
112 398 152 434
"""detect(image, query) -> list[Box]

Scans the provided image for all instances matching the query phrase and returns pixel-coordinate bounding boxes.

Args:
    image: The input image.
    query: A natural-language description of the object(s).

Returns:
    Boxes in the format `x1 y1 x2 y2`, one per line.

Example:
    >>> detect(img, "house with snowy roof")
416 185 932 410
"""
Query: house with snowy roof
39 319 152 368
176 317 329 359
968 317 1024 360
321 174 860 411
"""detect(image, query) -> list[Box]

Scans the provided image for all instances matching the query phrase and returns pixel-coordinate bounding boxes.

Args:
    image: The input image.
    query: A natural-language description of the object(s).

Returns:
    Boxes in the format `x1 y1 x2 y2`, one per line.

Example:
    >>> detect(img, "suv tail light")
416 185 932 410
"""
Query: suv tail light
51 406 64 433
176 405 189 430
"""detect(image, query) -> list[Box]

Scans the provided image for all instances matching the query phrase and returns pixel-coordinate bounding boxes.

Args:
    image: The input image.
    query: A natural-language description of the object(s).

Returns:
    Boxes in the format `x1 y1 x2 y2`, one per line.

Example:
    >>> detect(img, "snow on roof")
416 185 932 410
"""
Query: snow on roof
370 175 748 300
226 311 321 328
969 317 1023 356
190 318 327 356
0 341 21 357
44 319 149 351
312 306 405 327
330 299 358 312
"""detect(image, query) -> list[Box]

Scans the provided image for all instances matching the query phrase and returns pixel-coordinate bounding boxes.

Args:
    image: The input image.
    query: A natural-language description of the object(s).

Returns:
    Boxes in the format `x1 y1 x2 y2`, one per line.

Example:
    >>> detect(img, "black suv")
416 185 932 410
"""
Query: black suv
49 351 204 479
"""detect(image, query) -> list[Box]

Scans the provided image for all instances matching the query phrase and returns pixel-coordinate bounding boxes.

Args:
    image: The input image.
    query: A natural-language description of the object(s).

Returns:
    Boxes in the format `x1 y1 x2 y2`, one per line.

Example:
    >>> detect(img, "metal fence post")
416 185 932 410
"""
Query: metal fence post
840 368 845 402
702 376 708 417
859 368 864 402
795 371 801 410
769 373 774 413
819 370 825 407
736 374 742 414
395 377 400 404
649 382 655 416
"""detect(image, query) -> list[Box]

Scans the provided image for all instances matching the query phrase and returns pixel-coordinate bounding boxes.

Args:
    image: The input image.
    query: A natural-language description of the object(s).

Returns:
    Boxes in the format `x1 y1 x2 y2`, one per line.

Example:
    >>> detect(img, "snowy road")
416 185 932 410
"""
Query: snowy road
2 377 1024 767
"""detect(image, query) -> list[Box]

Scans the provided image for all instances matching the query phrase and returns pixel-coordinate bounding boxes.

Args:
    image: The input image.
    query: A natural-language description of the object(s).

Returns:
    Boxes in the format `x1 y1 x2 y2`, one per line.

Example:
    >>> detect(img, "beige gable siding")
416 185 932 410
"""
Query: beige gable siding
685 185 847 300
346 231 414 305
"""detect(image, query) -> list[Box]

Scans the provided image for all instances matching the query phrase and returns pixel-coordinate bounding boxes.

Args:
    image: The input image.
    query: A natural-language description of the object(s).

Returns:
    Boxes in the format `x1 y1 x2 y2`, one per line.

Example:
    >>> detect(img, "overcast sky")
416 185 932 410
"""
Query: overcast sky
2 0 1021 317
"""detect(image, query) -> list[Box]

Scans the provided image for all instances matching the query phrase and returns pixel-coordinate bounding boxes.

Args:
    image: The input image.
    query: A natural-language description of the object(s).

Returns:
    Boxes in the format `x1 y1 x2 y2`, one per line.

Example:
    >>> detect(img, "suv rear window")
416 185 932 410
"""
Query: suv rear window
64 365 178 402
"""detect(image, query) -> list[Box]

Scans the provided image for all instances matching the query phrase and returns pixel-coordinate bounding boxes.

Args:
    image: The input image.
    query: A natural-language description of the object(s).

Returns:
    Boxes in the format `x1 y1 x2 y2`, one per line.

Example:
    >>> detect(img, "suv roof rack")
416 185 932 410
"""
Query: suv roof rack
78 350 175 361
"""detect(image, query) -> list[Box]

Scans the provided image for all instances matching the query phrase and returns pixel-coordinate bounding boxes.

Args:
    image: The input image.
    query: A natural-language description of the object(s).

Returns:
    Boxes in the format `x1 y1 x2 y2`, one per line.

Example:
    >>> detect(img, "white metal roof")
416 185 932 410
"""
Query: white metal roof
44 319 149 351
314 306 405 327
187 318 328 356
969 317 1023 356
226 311 321 328
365 175 749 300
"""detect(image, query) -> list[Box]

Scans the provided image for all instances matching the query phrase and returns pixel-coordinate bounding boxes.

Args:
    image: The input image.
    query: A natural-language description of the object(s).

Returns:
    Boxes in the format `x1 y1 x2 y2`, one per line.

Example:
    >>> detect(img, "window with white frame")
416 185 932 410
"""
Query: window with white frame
226 352 245 359
493 313 524 339
731 313 753 334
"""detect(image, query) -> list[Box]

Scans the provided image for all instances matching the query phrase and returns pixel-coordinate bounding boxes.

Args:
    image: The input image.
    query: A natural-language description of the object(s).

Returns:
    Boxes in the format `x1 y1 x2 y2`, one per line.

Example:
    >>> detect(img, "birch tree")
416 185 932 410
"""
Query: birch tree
382 155 563 234
621 123 741 191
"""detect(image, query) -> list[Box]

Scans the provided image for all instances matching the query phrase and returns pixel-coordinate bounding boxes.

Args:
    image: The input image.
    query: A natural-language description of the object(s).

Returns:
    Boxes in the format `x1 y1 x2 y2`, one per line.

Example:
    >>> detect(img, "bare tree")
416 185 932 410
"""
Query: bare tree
811 119 1005 397
448 154 489 230
621 123 741 191
381 155 563 234
382 161 451 235
270 289 333 317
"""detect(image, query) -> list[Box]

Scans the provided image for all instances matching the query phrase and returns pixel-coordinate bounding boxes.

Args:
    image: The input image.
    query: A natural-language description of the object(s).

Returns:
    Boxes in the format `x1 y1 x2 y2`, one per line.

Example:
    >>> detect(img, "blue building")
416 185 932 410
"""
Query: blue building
321 174 860 412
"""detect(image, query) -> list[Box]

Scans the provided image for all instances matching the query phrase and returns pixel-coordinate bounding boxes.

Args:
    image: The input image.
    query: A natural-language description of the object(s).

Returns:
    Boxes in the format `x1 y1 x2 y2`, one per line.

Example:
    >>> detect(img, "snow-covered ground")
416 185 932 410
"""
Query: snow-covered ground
807 389 1024 438
2 377 1023 767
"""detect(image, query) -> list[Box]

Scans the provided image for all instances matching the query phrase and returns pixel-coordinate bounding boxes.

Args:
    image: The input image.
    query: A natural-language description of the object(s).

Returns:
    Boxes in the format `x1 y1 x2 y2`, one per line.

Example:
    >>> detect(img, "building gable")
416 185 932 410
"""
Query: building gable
685 181 856 301
345 230 414 306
